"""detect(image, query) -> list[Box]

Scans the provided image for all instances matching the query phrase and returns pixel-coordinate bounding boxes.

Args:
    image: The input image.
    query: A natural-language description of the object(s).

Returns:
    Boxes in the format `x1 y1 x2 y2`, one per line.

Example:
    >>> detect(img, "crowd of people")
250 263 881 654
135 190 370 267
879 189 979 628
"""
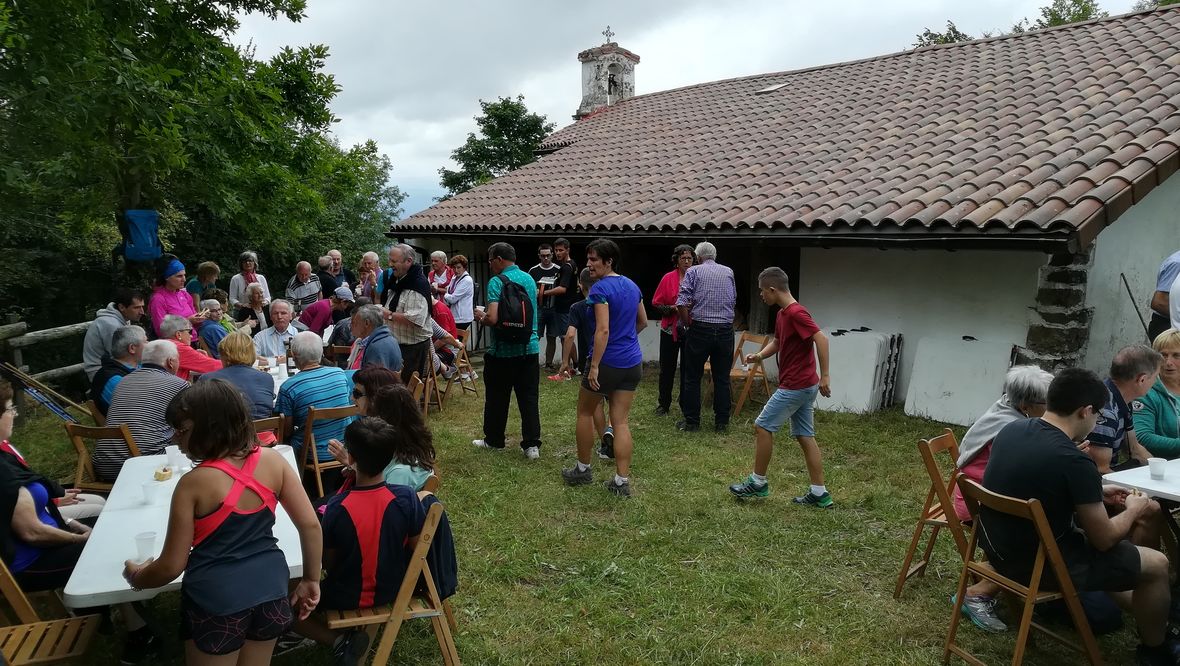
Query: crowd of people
15 238 1180 665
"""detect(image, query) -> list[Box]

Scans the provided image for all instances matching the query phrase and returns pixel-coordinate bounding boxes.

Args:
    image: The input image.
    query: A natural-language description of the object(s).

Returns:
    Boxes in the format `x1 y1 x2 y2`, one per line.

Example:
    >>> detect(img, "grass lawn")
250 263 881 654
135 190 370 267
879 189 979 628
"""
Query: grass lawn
12 367 1141 665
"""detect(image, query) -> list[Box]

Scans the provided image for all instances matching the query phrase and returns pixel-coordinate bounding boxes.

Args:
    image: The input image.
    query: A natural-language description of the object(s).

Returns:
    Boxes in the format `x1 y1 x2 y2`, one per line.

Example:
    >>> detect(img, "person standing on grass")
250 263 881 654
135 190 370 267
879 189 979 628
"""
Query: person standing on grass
651 244 694 417
528 244 563 372
559 267 614 459
561 239 647 497
675 241 736 433
728 267 833 507
473 242 543 460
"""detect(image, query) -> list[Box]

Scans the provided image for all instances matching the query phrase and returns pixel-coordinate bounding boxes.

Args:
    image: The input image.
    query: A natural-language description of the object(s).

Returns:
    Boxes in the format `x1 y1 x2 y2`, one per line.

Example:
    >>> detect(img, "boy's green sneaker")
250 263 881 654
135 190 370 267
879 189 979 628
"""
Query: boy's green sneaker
729 476 770 499
792 490 834 508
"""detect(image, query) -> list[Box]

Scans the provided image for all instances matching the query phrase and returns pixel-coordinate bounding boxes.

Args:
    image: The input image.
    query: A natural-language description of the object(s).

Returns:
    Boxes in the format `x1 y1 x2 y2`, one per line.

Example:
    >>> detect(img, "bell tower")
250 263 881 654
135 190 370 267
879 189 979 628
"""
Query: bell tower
575 26 640 120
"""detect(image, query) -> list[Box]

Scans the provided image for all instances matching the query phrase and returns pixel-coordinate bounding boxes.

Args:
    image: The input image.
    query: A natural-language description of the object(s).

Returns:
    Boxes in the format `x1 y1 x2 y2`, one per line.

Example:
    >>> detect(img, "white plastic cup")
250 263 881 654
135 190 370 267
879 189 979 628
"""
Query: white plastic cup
134 531 156 563
141 481 159 505
474 305 486 316
165 445 182 471
1149 457 1167 480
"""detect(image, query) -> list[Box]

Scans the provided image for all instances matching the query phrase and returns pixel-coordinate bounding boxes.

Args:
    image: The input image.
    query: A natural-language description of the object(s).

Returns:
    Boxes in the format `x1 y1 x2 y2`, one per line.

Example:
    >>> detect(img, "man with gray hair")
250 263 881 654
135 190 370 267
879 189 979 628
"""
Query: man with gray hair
428 250 453 296
159 313 221 382
675 240 737 432
356 251 381 299
381 243 433 379
285 260 322 314
276 331 353 491
345 303 402 371
89 325 147 416
94 340 188 481
1087 344 1163 474
319 249 355 298
253 299 297 358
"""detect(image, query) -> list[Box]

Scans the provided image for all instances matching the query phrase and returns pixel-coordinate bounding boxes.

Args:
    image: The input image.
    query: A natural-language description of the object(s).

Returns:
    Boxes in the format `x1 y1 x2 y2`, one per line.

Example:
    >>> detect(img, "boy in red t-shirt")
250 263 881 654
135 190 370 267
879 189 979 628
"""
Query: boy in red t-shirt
728 267 833 507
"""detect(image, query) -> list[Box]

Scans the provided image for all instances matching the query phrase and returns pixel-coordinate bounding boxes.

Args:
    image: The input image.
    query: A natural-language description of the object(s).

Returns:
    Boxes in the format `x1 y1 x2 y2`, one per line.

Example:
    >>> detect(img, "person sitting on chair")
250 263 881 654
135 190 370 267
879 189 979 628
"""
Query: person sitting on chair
1087 345 1162 474
89 325 147 417
980 368 1178 665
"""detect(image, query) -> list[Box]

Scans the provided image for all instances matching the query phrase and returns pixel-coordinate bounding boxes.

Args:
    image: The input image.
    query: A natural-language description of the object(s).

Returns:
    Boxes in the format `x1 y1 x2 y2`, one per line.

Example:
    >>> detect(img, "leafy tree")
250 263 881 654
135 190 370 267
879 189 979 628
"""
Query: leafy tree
1132 0 1180 9
438 96 556 199
914 21 974 47
0 0 403 331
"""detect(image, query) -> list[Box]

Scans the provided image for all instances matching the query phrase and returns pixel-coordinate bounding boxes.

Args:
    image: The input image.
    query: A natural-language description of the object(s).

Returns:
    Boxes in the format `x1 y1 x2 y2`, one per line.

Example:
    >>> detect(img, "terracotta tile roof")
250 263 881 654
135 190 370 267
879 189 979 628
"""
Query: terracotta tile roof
396 8 1180 248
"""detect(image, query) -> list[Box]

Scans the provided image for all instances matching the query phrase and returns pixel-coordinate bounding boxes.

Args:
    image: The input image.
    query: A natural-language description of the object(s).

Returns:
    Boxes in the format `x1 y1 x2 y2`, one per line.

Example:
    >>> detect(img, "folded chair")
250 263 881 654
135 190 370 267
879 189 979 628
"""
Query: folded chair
324 502 459 664
0 558 100 665
444 329 479 397
303 405 358 498
63 423 139 493
703 331 774 415
895 428 968 598
945 479 1102 665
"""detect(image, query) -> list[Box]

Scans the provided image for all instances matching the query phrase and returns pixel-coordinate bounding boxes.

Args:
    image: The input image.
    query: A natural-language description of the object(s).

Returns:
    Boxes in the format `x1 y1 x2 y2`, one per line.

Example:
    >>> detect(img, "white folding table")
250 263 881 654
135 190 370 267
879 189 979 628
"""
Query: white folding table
63 446 304 608
1103 461 1180 502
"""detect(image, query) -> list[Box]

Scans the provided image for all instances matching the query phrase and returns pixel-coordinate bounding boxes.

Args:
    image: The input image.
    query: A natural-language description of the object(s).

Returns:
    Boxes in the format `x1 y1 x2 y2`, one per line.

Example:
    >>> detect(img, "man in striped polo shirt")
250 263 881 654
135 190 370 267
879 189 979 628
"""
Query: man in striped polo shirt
94 340 188 482
277 332 353 492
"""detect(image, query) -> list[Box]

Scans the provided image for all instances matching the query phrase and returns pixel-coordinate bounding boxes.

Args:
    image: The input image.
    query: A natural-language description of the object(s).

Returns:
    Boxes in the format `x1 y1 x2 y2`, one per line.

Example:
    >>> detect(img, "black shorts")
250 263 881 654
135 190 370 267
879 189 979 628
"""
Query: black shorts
1056 537 1141 593
582 363 642 395
181 594 293 655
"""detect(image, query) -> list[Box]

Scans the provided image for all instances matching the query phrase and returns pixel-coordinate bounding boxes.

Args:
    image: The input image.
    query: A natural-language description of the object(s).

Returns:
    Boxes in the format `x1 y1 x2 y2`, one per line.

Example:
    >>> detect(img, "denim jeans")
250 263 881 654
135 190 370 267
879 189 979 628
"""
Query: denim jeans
658 330 683 410
678 322 733 426
482 354 542 450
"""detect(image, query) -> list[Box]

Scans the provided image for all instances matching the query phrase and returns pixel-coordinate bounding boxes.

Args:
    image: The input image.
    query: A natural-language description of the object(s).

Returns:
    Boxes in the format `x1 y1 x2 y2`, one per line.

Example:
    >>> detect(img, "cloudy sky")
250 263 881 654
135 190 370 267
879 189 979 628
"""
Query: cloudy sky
235 0 1141 218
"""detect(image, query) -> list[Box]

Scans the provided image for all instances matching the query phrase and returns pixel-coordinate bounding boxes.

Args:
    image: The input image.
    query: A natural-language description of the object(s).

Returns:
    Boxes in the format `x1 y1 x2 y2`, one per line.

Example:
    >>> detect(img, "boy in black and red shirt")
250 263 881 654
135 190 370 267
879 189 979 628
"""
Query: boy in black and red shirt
728 267 834 507
294 417 426 664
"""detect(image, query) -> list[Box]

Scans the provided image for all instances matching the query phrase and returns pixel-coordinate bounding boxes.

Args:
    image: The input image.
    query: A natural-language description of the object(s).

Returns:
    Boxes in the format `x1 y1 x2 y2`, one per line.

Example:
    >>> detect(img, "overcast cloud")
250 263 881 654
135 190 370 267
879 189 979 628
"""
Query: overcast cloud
234 0 1140 217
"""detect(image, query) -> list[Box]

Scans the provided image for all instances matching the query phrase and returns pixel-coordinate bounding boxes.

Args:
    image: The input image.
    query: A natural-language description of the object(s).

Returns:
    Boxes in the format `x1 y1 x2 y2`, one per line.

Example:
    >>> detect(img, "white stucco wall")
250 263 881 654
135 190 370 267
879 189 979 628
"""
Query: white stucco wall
1083 176 1180 371
798 247 1045 396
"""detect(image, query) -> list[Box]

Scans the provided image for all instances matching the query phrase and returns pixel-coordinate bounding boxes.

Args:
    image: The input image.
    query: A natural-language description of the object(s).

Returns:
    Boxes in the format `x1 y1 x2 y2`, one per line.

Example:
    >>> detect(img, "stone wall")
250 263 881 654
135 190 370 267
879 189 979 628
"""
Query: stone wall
1016 250 1093 371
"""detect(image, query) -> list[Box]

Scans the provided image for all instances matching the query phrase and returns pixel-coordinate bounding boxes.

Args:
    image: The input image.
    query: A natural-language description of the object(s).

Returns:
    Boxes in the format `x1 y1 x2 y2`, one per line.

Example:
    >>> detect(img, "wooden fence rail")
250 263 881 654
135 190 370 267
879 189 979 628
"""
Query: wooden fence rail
0 320 92 383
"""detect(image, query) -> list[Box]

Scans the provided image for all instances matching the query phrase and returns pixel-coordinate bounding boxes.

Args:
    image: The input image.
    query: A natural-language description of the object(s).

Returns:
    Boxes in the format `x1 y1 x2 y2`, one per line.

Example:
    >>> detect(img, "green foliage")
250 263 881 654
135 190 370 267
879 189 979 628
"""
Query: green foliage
438 95 556 199
913 21 974 47
1033 0 1108 27
0 0 403 329
1134 0 1180 9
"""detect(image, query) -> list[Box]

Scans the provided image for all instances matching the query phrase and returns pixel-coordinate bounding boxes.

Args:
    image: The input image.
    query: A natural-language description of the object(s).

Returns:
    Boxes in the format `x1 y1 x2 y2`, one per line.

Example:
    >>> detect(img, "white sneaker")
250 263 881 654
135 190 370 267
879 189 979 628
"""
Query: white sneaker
472 439 495 449
524 446 540 460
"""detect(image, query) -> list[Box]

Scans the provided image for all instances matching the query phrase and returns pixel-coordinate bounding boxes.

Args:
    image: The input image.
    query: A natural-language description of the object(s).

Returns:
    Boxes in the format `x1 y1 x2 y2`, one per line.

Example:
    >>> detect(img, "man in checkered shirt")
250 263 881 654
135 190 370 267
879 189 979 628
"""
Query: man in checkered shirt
675 241 737 433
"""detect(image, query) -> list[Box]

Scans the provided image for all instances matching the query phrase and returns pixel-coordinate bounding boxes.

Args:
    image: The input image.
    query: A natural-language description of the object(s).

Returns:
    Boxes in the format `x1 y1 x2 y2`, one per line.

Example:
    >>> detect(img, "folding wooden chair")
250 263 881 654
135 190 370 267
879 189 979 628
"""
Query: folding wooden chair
445 328 479 397
324 502 459 664
406 372 424 407
82 400 106 427
0 558 100 664
63 423 139 492
253 416 282 446
945 479 1102 666
421 474 440 494
328 344 353 368
421 359 445 416
895 428 969 599
702 331 773 415
303 405 358 498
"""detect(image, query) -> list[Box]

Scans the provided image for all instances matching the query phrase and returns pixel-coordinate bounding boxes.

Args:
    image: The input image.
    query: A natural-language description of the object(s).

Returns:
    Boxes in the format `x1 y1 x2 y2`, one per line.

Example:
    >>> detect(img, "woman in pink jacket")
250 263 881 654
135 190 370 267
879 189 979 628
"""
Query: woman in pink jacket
149 255 206 337
650 245 695 416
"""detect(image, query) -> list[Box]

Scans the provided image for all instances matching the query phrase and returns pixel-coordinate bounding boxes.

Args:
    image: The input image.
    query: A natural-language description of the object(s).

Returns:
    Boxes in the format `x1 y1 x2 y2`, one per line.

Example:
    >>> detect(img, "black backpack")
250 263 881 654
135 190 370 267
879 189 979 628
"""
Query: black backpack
493 275 534 344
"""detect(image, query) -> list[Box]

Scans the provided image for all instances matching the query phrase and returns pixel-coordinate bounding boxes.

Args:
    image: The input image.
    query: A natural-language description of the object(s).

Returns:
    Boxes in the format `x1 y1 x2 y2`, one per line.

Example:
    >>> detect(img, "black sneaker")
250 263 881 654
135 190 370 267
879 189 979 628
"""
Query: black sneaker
598 429 615 459
654 405 669 416
273 632 317 657
1136 639 1180 666
333 629 371 666
605 477 632 497
561 465 593 485
792 490 834 508
714 422 729 433
119 627 161 665
676 420 700 432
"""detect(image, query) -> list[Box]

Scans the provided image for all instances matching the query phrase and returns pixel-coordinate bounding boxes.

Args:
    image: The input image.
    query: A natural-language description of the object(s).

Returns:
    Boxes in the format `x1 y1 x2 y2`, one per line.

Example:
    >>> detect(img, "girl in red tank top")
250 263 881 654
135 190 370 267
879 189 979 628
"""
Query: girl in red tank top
122 380 323 663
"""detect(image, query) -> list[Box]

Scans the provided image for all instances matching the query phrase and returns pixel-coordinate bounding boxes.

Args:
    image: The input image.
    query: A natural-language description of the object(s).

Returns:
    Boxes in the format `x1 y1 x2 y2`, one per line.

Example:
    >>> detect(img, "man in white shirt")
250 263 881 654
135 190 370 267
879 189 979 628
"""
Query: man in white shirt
254 299 297 358
1150 250 1180 340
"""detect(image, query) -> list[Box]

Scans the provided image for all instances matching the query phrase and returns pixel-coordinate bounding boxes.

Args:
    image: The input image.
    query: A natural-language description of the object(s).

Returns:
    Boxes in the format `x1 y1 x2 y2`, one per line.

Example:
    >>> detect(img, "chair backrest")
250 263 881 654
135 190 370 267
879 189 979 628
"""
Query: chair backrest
407 372 423 402
328 345 352 366
64 422 139 486
732 332 772 371
919 428 967 555
0 553 39 624
253 416 283 445
304 404 360 455
83 400 106 427
421 474 440 494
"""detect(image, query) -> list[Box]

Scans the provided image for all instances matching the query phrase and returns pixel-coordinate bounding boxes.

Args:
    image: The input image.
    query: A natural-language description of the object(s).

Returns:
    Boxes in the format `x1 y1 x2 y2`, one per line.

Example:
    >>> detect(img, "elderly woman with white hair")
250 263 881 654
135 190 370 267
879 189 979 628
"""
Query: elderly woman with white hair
428 250 453 296
951 364 1053 633
234 282 271 336
228 250 271 310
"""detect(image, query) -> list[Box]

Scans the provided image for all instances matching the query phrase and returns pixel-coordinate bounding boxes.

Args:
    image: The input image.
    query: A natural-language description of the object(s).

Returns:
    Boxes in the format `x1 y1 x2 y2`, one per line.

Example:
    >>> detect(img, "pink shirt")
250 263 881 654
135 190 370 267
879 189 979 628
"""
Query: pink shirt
298 298 333 335
167 338 222 382
150 286 197 336
953 442 992 523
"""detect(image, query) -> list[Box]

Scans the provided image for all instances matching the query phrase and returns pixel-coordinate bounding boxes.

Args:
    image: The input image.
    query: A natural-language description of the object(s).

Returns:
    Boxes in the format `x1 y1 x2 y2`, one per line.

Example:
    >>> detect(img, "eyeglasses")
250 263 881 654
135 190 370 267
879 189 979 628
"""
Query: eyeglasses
352 389 366 399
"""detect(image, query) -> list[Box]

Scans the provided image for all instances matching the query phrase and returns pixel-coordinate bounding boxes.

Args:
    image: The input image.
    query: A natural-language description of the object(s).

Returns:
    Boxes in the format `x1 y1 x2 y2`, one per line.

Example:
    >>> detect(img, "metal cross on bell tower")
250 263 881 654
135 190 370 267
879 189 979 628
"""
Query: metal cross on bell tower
602 25 615 43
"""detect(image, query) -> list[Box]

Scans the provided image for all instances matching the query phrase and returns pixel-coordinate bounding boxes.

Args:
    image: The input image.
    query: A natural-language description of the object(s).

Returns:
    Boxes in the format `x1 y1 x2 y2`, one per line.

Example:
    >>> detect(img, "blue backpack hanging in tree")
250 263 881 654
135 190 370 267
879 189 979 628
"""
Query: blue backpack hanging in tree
115 209 163 263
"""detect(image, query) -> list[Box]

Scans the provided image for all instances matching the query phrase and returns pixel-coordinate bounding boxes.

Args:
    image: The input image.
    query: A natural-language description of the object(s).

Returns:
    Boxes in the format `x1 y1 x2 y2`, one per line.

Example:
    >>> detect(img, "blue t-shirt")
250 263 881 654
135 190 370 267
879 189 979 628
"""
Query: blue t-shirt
200 364 277 420
485 264 539 358
11 481 58 572
566 299 594 373
275 366 353 461
586 274 643 369
1156 250 1180 292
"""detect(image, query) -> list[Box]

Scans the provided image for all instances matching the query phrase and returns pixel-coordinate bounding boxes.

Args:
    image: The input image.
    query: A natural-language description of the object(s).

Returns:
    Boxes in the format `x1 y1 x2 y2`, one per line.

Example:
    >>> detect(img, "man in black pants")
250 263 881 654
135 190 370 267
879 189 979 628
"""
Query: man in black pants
472 242 544 460
675 241 737 433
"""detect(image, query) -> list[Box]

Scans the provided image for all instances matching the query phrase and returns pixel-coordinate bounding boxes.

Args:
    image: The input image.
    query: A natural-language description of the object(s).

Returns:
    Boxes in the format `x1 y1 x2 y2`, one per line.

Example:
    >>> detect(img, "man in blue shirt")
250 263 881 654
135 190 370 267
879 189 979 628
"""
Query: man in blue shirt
472 242 542 460
1087 344 1161 474
277 332 353 493
88 325 145 416
1149 250 1180 341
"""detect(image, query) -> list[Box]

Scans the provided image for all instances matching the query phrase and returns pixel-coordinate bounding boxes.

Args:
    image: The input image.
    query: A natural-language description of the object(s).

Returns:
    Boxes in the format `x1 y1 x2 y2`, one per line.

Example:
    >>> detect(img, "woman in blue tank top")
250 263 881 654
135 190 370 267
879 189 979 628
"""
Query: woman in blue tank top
123 380 323 662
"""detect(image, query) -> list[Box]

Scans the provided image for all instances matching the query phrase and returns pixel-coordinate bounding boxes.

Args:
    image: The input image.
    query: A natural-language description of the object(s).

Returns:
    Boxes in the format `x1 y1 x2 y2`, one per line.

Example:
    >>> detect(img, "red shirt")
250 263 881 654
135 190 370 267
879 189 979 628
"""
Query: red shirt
432 300 458 338
299 298 333 335
775 303 820 390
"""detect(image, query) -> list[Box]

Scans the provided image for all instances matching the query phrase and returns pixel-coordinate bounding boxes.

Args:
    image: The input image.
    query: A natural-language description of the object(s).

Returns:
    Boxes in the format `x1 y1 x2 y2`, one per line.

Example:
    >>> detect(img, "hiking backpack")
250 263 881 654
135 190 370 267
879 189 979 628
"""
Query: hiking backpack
493 275 533 344
115 209 163 263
